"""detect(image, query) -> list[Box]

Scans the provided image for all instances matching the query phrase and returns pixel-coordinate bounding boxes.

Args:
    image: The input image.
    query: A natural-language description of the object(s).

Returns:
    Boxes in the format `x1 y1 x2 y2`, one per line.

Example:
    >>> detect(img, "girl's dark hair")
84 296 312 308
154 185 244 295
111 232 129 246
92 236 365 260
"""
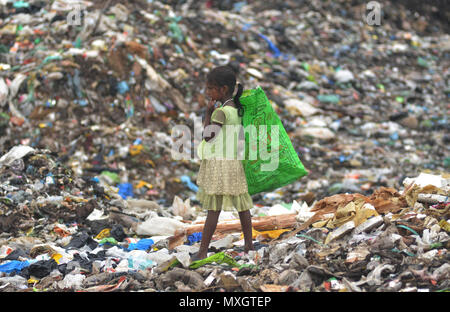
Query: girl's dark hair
207 65 244 117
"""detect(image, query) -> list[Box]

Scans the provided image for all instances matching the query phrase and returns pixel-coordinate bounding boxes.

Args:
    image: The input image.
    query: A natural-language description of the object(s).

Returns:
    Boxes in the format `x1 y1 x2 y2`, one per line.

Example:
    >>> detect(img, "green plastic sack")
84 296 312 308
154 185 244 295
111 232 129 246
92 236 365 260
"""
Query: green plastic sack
240 87 308 195
189 252 238 269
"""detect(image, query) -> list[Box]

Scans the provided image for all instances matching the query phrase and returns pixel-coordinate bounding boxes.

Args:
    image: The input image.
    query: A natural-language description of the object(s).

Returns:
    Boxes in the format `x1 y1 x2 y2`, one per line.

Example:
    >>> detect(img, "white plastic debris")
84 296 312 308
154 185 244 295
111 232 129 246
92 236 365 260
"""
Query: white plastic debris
284 98 320 117
135 216 186 236
403 173 449 190
325 221 356 245
0 145 35 168
334 69 354 83
0 77 8 107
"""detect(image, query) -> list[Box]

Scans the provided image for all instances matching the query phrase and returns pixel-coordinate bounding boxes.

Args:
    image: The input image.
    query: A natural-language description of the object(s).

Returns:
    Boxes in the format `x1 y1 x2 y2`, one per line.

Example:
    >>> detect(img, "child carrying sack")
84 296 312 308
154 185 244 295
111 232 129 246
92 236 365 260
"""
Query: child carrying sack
240 87 308 195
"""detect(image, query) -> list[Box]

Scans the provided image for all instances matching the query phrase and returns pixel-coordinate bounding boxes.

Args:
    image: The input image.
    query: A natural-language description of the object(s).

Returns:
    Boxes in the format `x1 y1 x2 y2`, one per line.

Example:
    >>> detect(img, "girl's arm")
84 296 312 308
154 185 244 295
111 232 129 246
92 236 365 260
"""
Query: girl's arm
203 106 213 129
203 100 223 142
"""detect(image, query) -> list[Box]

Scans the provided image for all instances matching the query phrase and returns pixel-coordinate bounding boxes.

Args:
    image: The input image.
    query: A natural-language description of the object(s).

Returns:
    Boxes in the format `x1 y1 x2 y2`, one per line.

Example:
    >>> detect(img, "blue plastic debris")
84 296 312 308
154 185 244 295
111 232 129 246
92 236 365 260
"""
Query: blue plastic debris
257 33 281 58
118 183 134 199
117 81 130 95
180 175 198 192
186 232 202 245
127 238 154 251
0 260 31 274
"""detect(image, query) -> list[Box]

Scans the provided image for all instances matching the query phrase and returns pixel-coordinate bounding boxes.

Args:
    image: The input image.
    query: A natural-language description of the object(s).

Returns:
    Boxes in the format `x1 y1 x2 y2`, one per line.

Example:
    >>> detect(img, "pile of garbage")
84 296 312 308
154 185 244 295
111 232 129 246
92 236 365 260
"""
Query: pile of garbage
0 0 449 292
0 146 448 292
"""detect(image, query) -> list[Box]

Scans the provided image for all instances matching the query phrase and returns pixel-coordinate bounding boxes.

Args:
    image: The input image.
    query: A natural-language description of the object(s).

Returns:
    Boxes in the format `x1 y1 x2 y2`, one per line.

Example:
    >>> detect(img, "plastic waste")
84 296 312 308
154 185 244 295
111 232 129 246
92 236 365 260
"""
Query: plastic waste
58 273 86 290
240 87 308 195
98 237 118 246
0 275 28 289
257 33 281 58
117 81 130 95
189 252 239 269
0 0 448 294
0 260 31 274
135 216 186 236
172 195 194 219
317 94 340 103
284 98 320 117
334 69 354 84
127 257 154 271
118 183 134 199
127 239 154 251
180 175 199 192
324 221 355 245
0 78 8 107
0 145 35 168
186 232 202 246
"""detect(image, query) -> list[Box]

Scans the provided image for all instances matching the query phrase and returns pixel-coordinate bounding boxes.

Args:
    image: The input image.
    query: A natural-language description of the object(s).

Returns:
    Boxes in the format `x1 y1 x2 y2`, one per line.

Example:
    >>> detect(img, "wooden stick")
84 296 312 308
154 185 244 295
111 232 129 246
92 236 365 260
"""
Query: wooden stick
168 214 298 249
182 213 297 236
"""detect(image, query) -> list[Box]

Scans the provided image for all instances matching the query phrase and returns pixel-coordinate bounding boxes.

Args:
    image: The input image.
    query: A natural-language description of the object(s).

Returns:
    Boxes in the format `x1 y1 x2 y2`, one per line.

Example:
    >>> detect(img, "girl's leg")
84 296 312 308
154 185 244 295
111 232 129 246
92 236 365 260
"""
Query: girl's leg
238 210 254 253
197 210 221 259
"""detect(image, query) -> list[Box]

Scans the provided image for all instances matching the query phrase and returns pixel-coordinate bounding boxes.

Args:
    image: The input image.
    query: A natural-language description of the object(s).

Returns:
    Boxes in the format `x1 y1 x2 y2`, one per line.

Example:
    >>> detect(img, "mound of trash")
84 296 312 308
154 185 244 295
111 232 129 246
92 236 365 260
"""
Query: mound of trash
0 145 448 292
0 0 449 292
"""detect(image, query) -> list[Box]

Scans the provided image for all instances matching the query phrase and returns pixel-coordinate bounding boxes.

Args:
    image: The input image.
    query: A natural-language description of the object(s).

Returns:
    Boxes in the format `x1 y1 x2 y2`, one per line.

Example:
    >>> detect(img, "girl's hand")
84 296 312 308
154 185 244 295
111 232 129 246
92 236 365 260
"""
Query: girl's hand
206 98 216 112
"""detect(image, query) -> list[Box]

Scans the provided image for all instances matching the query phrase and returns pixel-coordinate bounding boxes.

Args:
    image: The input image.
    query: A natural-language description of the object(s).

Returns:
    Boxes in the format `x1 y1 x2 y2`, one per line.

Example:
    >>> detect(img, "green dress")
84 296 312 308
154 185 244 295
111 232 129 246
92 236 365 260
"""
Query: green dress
196 105 253 212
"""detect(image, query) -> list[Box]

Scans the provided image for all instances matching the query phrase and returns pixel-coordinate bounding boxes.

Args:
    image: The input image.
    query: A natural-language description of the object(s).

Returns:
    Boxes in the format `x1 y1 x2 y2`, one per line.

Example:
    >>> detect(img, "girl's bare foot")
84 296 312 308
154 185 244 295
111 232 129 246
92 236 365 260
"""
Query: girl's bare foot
192 252 207 261
244 245 254 254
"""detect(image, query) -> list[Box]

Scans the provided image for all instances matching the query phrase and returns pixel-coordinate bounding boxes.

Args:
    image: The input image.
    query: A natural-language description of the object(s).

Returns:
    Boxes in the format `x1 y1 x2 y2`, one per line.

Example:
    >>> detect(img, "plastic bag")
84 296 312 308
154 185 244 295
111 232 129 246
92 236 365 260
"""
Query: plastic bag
127 238 154 251
0 77 8 107
189 252 238 269
58 273 85 290
240 87 308 195
0 260 30 274
135 216 186 236
0 145 35 168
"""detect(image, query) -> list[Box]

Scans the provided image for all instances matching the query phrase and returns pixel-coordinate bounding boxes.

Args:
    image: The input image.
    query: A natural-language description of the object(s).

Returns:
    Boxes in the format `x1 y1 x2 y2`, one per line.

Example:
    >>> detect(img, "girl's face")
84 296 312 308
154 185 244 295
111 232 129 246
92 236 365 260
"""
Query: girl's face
205 82 229 102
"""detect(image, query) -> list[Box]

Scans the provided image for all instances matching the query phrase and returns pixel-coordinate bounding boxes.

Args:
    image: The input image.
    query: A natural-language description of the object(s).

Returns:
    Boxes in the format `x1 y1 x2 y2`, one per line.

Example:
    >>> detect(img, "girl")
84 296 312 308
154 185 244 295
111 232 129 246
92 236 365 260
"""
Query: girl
195 65 254 260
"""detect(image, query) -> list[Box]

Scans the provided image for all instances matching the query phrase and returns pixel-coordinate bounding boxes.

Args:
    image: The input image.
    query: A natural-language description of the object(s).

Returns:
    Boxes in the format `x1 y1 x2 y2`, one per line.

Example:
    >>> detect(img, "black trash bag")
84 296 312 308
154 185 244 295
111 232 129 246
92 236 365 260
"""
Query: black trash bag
19 259 58 279
4 248 28 261
72 253 93 273
110 224 126 242
66 231 98 249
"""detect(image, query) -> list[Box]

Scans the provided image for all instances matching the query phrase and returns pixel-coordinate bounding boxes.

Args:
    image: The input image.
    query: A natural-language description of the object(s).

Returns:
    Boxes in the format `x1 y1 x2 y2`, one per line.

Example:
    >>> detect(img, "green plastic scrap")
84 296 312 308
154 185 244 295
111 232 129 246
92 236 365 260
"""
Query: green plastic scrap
444 157 450 169
396 225 419 237
13 1 29 8
306 74 316 82
281 202 292 210
168 19 184 43
395 96 404 103
238 263 259 270
168 258 182 270
0 44 8 53
38 55 62 69
74 37 82 49
391 248 415 257
417 57 429 68
0 112 10 126
429 242 442 249
0 197 13 205
101 171 120 185
296 234 325 246
98 237 117 245
189 252 238 269
301 62 310 71
317 94 340 103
